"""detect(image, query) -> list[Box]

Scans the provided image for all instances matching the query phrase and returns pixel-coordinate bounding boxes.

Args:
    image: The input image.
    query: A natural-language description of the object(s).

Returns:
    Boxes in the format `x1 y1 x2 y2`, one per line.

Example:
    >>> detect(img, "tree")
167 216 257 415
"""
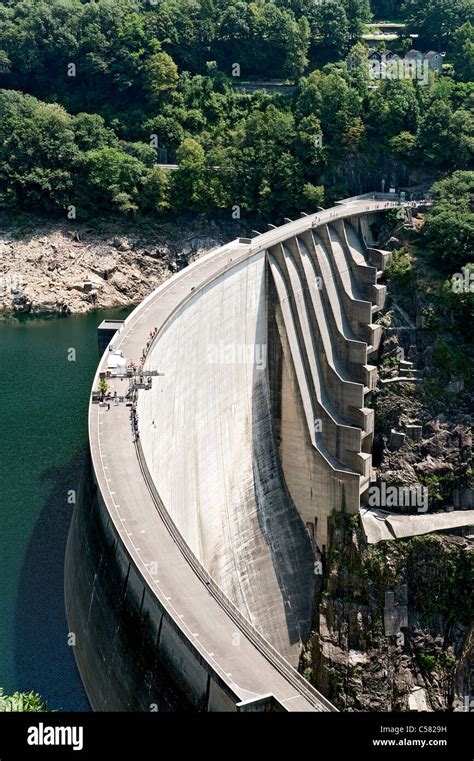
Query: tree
388 131 417 161
254 3 310 78
342 115 365 153
367 80 420 141
143 51 179 103
170 136 207 209
141 166 171 214
0 90 77 209
0 0 471 223
341 0 371 45
315 71 362 150
431 170 474 207
75 0 153 91
145 0 217 73
0 0 81 86
214 1 311 78
423 171 474 270
73 113 115 152
144 110 185 159
0 689 49 712
402 0 474 49
416 100 453 165
370 0 403 17
98 379 109 399
295 114 326 165
203 145 235 209
346 42 371 93
311 1 351 61
301 182 325 208
442 263 474 342
84 147 147 213
264 150 303 215
215 1 252 69
294 73 323 121
451 22 474 82
0 0 159 109
451 109 474 167
417 101 473 168
424 209 474 269
120 141 158 167
0 49 10 73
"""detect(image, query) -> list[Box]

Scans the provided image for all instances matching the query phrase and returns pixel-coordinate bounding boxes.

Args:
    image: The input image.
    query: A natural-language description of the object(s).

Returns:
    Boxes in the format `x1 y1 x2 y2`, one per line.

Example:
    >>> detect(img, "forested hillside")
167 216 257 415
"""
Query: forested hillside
0 0 472 224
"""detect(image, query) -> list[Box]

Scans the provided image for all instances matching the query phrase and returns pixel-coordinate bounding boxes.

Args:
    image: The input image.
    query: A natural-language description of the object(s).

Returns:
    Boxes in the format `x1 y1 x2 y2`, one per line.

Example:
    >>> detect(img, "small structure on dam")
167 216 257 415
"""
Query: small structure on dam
97 319 124 356
65 194 429 712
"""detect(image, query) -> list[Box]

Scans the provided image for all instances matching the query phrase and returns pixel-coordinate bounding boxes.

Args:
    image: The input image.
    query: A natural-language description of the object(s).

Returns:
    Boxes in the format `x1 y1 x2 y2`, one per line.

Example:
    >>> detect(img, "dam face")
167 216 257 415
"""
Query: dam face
65 196 407 712
138 251 316 662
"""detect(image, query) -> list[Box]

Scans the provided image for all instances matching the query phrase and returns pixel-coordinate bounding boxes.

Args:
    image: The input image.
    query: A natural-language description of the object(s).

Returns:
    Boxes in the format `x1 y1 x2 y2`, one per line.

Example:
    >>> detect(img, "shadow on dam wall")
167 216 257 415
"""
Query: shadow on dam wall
65 454 199 712
251 340 317 651
13 447 90 711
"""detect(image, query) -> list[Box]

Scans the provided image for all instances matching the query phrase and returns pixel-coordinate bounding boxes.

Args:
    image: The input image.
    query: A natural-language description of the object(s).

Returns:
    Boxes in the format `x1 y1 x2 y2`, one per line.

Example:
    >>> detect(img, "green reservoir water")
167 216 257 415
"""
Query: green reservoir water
0 307 132 711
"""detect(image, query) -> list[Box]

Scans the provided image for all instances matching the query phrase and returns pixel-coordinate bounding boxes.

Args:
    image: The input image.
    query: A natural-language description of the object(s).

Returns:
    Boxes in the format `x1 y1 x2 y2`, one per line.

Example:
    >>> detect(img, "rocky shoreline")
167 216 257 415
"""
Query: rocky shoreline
0 215 244 316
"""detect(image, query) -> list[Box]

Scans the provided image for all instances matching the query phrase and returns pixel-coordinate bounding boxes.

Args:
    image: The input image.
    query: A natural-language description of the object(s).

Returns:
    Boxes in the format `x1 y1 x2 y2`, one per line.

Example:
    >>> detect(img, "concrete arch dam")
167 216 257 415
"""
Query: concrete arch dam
65 196 418 712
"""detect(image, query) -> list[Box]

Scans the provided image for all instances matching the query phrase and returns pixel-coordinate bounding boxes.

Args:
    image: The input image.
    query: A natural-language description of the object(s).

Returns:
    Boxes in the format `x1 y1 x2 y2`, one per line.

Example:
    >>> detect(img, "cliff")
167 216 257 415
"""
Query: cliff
302 515 473 711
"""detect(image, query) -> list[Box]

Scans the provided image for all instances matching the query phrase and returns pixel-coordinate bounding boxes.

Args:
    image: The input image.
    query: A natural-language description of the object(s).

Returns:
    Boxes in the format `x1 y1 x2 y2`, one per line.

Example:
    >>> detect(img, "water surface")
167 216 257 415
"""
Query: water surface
0 307 132 711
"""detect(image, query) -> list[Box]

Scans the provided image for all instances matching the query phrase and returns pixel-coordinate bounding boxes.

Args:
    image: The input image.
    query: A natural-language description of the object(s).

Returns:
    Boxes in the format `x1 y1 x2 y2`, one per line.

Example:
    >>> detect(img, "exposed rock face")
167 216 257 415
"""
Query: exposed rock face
0 216 243 315
301 517 474 711
372 305 472 513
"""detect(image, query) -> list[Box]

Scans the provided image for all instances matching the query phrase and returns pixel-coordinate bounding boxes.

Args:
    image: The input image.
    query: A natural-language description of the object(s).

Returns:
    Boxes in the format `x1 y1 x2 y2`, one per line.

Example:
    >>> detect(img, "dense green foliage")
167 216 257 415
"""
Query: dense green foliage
424 171 474 269
403 0 474 49
0 0 472 221
0 688 49 711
